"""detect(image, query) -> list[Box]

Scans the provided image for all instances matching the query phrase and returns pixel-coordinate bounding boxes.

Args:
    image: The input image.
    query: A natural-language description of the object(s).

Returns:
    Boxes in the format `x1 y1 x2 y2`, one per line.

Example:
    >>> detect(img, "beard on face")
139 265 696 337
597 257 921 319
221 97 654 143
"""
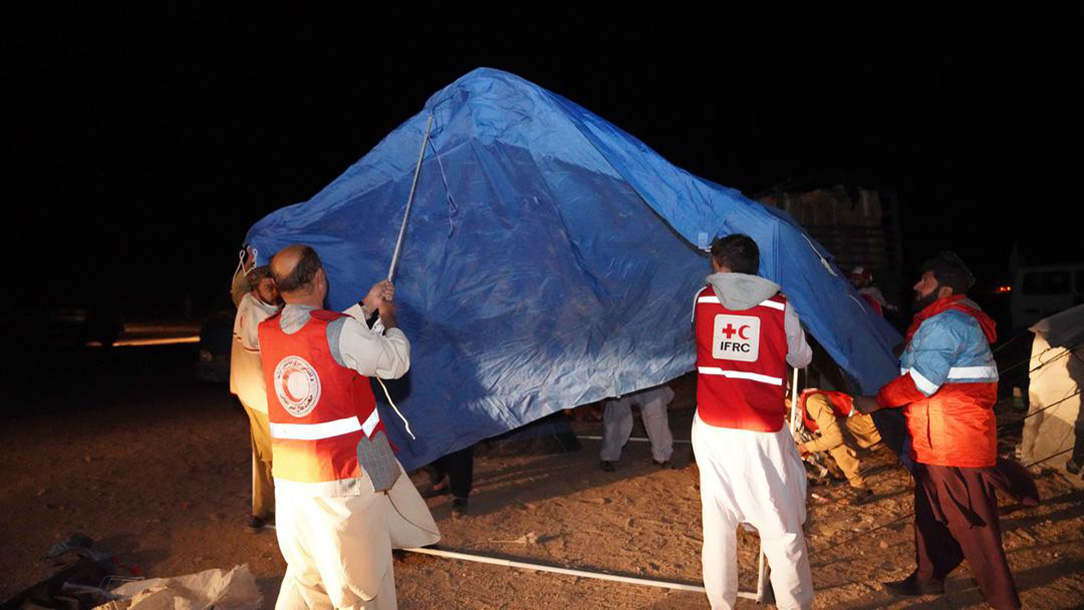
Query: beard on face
913 287 940 312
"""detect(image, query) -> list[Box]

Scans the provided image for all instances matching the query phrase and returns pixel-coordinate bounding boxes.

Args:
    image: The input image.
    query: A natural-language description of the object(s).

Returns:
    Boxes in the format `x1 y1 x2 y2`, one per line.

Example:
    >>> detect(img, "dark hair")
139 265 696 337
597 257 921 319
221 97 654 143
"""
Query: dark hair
246 265 273 286
921 251 975 295
710 234 760 275
273 246 323 293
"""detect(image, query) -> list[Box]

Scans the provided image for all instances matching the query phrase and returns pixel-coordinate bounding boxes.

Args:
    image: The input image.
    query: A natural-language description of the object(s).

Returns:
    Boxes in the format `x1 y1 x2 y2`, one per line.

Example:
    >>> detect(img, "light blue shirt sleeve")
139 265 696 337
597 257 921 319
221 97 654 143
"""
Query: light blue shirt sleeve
903 315 967 396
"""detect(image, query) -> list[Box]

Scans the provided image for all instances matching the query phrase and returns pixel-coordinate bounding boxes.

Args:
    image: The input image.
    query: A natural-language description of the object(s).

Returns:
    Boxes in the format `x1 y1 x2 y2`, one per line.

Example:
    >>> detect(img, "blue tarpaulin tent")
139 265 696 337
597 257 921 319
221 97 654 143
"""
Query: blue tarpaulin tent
245 68 904 471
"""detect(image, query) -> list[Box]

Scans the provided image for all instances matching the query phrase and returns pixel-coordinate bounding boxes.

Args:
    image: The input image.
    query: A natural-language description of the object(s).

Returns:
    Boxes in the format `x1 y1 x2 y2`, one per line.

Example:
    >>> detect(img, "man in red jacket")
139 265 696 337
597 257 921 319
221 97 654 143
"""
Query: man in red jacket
855 252 1034 610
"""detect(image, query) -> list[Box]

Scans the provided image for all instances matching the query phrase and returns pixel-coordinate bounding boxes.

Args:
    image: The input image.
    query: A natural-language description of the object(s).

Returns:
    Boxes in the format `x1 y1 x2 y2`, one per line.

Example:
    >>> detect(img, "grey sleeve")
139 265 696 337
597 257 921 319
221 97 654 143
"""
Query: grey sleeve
327 317 349 368
784 302 813 368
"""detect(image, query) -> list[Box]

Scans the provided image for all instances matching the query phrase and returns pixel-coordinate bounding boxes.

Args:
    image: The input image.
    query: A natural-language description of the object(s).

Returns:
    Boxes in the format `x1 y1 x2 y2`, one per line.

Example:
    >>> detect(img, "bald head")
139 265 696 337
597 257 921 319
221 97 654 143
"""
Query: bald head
270 245 325 302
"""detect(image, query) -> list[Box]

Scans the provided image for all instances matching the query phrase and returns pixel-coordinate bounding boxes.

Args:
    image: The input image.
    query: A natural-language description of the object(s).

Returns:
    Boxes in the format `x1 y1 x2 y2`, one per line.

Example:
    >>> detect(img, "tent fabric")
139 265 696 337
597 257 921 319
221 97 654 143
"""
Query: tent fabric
245 68 903 471
1029 303 1084 350
1021 308 1084 477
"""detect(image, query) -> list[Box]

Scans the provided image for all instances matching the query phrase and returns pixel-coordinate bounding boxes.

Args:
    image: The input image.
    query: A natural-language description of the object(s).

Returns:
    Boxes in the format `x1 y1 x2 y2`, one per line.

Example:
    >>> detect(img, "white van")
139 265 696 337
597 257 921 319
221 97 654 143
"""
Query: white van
1011 264 1084 328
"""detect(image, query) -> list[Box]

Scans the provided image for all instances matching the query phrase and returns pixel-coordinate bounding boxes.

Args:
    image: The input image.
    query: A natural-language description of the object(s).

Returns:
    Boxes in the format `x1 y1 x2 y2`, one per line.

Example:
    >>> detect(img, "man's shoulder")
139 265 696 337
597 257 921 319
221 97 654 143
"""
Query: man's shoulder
311 309 348 322
921 309 979 335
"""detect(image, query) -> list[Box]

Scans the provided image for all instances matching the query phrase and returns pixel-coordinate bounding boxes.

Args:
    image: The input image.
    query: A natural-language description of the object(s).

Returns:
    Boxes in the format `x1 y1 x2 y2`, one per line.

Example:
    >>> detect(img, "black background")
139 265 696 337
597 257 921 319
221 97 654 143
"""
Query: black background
8 6 1081 318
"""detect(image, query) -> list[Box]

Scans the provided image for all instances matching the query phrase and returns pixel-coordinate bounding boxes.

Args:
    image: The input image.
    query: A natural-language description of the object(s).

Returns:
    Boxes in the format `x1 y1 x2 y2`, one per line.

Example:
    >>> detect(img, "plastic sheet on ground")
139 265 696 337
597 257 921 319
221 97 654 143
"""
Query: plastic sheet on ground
95 565 261 610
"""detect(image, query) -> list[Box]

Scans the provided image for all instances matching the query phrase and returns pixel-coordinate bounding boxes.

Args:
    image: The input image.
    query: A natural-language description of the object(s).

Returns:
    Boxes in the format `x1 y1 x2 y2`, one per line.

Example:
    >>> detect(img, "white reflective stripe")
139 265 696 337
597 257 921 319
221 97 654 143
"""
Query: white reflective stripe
360 407 381 437
908 368 941 396
697 366 784 386
698 295 783 311
271 416 362 440
947 365 999 380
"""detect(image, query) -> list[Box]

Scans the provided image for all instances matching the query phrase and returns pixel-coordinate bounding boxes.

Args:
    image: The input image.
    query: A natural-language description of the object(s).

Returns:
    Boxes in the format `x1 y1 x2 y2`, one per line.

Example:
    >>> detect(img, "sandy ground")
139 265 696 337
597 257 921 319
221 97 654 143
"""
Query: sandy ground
2 346 1083 609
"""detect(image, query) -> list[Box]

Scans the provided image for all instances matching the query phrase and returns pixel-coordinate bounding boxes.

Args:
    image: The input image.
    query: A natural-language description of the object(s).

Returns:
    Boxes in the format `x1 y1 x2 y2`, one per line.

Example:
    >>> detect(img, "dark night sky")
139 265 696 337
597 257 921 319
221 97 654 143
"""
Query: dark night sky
8 6 1082 317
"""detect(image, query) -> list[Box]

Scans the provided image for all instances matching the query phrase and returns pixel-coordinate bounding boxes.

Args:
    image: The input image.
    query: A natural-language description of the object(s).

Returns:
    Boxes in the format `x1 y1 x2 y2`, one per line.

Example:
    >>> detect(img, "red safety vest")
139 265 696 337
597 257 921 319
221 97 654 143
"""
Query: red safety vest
860 293 884 317
695 286 790 432
258 309 385 484
799 389 855 432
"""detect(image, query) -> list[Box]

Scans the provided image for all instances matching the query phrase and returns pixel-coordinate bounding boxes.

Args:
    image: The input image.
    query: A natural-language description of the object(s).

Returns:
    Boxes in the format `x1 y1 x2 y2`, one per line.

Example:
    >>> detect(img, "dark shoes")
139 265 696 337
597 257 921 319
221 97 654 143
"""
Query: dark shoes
247 514 270 532
883 572 945 596
844 487 875 505
451 497 468 518
422 483 451 499
600 460 617 472
653 459 676 469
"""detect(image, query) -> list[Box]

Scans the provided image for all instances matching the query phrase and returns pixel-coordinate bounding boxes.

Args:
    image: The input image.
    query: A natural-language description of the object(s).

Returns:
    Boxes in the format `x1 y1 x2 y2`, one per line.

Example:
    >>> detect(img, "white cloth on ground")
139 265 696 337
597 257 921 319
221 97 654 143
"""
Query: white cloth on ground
692 413 812 610
600 385 675 463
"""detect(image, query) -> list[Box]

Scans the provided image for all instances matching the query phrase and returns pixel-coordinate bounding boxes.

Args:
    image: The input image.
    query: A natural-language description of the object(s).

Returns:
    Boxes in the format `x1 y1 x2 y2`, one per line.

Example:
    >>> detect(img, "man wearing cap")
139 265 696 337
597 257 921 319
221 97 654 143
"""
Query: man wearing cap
260 244 439 610
230 264 283 530
854 252 1025 609
849 266 896 316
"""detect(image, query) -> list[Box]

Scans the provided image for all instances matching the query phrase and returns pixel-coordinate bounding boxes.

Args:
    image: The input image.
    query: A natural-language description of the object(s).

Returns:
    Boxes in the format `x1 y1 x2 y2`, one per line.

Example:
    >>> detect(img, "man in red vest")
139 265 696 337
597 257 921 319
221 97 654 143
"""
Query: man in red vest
260 245 439 610
855 252 1036 610
693 234 813 610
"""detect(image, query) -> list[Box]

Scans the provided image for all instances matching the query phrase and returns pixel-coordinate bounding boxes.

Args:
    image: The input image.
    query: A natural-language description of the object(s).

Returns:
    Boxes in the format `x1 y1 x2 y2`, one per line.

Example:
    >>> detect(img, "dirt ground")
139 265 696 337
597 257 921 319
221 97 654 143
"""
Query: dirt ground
2 345 1083 609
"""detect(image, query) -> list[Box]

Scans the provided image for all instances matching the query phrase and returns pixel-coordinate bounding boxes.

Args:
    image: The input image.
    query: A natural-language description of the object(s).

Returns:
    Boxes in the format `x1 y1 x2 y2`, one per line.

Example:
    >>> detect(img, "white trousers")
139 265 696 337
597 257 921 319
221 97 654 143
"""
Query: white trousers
692 414 813 610
274 463 440 610
277 558 395 610
600 386 675 463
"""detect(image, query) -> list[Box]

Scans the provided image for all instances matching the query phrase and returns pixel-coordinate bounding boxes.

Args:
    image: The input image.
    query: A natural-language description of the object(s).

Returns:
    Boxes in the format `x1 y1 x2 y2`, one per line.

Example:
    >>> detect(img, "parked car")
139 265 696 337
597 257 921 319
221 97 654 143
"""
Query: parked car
5 304 124 348
195 310 233 383
1011 263 1084 328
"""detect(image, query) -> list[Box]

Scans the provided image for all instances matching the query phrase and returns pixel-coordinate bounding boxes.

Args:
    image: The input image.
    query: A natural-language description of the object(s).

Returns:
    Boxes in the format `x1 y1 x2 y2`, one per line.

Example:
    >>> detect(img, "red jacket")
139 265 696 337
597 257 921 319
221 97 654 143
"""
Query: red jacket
695 287 790 431
799 389 855 432
877 296 1000 467
258 310 385 483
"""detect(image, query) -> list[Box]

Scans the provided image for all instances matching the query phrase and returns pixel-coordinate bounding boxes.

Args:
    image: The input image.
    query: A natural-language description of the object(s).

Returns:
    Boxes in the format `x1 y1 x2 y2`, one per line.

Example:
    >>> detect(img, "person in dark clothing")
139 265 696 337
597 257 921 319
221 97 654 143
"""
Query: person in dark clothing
423 445 475 518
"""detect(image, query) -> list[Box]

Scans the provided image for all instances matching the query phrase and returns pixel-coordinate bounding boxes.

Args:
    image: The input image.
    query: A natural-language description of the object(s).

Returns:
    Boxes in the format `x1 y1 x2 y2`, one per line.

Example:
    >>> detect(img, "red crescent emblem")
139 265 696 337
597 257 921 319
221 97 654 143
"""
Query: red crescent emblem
738 325 751 340
281 370 303 403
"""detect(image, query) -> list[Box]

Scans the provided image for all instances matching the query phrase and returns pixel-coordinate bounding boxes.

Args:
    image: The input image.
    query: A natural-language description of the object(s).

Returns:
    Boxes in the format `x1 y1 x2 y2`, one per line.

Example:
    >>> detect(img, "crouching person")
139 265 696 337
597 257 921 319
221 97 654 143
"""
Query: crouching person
796 389 882 504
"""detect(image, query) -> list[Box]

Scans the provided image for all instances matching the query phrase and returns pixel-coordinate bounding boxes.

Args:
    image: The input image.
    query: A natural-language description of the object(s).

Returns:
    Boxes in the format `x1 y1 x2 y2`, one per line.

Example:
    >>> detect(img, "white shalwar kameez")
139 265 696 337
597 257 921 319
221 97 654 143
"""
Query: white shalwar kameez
692 417 812 609
692 271 814 610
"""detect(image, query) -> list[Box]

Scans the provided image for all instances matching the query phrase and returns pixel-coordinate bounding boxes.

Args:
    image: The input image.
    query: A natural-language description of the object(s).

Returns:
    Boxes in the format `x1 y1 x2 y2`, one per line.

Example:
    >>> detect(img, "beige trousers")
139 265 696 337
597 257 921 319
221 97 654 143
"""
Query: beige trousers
802 393 882 489
240 400 275 518
273 463 440 610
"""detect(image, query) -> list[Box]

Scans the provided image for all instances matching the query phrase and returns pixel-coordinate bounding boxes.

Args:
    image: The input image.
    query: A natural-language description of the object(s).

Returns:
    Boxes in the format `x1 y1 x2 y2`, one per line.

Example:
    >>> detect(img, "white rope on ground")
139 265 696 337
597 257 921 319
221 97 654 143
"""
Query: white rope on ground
575 435 691 445
402 546 758 599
